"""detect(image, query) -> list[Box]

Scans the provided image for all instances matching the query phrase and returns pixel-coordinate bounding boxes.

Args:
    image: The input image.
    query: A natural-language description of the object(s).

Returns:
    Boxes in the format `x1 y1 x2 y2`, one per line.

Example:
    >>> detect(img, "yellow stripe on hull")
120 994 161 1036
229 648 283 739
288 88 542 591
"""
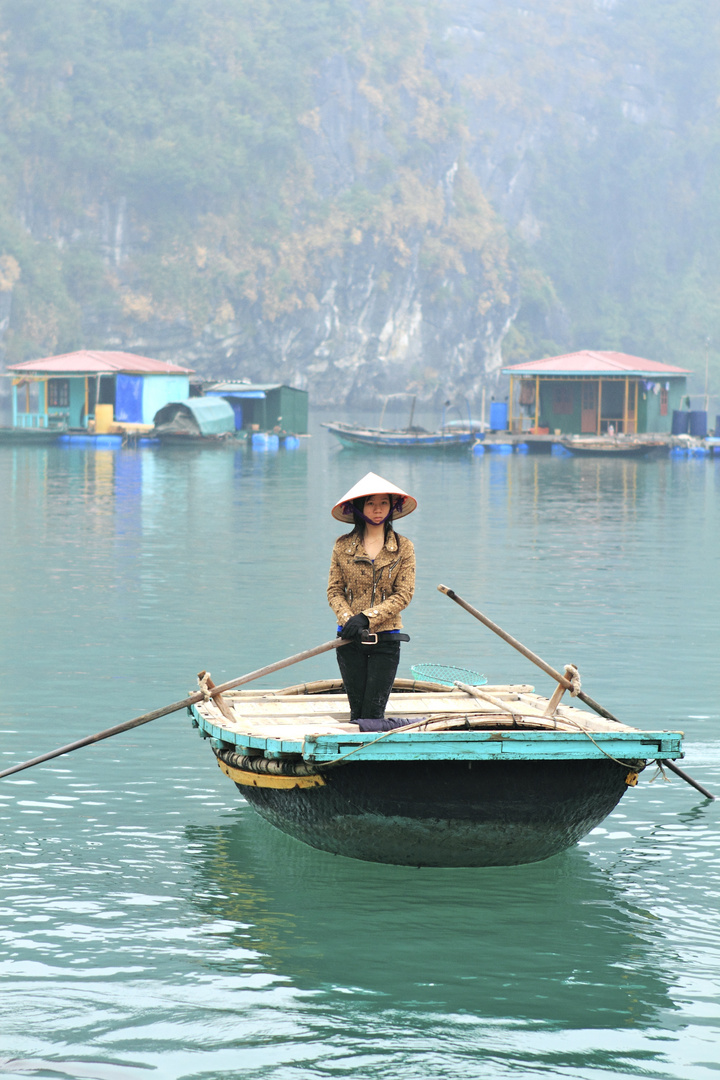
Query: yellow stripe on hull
218 758 325 789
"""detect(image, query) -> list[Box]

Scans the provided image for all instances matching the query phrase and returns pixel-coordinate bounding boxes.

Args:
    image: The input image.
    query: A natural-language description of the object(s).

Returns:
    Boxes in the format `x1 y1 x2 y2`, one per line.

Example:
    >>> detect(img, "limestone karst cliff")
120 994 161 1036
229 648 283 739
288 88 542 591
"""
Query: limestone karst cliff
0 0 717 404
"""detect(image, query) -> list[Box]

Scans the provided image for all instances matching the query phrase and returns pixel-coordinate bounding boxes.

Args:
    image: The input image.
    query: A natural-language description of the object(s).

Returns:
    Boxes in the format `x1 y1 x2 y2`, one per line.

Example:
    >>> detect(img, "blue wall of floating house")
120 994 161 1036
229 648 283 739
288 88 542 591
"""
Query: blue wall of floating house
141 375 190 425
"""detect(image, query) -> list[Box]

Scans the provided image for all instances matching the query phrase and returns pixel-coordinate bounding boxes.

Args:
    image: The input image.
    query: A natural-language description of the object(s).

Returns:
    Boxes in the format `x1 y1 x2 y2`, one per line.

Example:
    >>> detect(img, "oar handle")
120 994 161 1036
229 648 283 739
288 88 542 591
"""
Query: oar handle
0 696 204 781
0 638 347 782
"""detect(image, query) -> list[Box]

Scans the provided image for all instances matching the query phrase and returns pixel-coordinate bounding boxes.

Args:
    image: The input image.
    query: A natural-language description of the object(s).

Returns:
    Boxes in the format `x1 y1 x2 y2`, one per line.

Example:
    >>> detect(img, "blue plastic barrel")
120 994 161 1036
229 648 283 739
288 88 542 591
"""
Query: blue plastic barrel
471 442 485 455
489 402 508 431
688 410 707 437
251 432 279 451
551 443 573 456
671 410 689 435
489 442 512 454
283 435 300 449
515 442 529 454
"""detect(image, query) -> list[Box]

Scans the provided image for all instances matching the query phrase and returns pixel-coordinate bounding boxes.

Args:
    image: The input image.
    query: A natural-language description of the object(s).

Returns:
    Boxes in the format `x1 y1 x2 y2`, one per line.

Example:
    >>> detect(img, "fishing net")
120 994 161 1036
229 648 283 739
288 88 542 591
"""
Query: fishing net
410 663 487 688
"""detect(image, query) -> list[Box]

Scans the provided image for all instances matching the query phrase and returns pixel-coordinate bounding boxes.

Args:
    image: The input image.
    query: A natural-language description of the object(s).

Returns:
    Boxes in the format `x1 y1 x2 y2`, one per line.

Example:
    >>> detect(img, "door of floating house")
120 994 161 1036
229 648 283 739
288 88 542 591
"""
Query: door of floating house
581 382 597 433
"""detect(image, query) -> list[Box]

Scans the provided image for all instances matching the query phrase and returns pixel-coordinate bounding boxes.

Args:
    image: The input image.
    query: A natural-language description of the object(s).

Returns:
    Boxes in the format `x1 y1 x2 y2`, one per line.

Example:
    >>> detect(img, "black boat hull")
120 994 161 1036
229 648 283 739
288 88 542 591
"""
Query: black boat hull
217 751 639 867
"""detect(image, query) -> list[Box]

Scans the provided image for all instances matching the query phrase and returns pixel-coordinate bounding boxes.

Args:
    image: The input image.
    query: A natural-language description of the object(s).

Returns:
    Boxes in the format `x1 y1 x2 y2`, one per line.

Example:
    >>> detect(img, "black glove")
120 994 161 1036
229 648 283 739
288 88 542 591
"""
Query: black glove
340 613 370 640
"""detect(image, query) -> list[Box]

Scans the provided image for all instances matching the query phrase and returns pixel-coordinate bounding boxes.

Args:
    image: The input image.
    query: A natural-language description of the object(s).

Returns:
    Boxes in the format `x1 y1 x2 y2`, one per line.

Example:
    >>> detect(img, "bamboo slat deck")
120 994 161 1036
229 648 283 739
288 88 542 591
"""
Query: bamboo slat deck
195 681 639 742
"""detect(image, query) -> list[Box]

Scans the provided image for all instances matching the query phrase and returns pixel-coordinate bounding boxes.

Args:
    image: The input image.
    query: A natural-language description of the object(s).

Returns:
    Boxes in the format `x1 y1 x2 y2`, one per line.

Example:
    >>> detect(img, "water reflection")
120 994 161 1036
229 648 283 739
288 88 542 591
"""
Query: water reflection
1 431 718 1080
186 813 677 1031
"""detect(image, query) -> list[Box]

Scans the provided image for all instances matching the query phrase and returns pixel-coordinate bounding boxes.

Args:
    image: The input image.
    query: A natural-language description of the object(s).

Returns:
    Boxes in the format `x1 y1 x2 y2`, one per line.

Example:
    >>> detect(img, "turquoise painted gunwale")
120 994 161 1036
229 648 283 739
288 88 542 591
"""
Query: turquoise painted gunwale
190 707 683 764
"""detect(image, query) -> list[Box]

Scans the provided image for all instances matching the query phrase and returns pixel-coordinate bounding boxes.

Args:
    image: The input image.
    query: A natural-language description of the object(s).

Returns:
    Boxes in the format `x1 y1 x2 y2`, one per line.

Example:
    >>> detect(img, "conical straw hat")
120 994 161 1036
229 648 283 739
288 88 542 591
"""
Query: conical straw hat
331 471 417 522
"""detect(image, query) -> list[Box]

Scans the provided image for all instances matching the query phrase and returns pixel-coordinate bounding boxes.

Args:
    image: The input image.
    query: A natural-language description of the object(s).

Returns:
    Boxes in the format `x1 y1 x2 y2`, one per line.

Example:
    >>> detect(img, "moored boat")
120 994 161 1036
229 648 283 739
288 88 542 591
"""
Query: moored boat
190 676 683 867
323 393 480 450
323 420 475 450
559 434 668 457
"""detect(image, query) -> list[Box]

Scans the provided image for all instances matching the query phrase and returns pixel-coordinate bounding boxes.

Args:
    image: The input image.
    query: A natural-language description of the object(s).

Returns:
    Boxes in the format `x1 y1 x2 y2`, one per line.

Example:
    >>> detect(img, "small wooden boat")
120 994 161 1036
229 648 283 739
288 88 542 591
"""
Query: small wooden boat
322 420 475 450
323 393 480 451
0 427 65 443
190 677 683 867
559 435 667 457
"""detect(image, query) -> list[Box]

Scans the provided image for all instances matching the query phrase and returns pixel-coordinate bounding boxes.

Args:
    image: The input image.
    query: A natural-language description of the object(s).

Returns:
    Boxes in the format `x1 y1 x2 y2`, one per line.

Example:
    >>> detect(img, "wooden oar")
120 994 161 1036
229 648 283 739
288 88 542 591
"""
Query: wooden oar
438 584 616 719
0 638 347 782
438 584 715 801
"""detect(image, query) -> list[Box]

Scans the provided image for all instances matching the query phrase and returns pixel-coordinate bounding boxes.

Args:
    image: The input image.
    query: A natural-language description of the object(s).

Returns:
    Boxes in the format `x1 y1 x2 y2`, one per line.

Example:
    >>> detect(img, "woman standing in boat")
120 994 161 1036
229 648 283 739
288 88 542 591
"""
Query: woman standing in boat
328 471 416 726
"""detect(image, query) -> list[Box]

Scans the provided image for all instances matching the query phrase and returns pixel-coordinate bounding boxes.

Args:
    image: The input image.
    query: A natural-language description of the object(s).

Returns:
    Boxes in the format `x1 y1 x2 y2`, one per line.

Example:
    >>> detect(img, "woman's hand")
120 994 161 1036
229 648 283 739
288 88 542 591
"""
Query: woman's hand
340 613 370 640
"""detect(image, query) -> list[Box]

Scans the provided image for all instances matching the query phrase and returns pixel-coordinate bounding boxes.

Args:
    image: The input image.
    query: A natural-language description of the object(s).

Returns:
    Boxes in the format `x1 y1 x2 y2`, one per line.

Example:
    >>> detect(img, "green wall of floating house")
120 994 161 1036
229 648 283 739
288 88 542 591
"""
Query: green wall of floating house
638 382 687 433
237 388 308 434
534 378 688 435
69 378 86 428
537 383 582 434
276 387 308 434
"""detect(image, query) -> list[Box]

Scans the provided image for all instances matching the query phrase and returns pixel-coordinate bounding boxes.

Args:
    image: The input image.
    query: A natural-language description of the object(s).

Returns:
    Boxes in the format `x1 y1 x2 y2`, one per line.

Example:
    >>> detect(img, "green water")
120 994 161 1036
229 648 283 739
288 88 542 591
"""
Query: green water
1 415 719 1080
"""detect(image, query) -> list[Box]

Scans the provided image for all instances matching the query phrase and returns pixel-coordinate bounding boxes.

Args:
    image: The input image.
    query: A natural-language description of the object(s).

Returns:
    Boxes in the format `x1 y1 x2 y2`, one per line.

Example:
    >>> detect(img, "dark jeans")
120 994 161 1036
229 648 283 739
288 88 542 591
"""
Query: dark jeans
336 637 401 722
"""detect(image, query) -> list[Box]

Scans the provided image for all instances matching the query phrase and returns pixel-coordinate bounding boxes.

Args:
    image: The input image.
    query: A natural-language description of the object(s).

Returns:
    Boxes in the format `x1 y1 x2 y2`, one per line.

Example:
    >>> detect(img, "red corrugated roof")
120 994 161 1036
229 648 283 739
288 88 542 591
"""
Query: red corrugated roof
502 350 691 376
7 350 194 375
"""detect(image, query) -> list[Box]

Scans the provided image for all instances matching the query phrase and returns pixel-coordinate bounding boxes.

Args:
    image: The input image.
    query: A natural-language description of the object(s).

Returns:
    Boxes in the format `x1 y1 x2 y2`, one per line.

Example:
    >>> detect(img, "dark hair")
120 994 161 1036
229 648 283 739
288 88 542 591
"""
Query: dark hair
348 494 394 541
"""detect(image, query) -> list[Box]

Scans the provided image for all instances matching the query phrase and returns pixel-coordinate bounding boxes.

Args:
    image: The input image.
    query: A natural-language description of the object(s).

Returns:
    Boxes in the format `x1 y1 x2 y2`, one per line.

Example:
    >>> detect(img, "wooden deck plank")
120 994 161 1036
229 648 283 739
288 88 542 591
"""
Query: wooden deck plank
197 701 636 738
217 700 542 720
196 684 638 738
227 683 536 701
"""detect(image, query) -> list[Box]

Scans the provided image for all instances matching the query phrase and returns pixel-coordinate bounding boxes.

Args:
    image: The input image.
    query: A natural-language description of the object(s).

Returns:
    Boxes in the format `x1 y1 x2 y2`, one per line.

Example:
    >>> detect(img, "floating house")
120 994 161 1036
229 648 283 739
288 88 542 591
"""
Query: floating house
6 350 194 432
502 351 691 436
204 382 309 434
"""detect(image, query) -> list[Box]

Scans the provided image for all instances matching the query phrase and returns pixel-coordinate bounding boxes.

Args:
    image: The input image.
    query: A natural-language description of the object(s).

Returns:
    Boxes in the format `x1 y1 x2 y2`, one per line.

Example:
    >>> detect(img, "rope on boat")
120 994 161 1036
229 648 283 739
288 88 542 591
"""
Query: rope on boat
321 716 450 768
454 671 638 771
215 748 322 778
197 672 214 701
565 664 581 696
648 761 673 784
566 725 641 771
320 706 643 775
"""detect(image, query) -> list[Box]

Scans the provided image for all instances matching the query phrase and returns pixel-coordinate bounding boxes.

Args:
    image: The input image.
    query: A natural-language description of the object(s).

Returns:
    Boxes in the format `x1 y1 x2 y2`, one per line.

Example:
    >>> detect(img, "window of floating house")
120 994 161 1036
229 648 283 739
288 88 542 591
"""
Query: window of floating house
48 379 70 407
660 387 668 416
553 383 574 414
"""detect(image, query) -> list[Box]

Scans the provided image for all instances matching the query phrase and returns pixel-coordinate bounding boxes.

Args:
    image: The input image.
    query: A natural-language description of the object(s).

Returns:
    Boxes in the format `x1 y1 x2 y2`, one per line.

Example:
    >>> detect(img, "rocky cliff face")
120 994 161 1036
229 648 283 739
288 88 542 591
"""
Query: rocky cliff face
100 35 524 408
2 0 717 403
